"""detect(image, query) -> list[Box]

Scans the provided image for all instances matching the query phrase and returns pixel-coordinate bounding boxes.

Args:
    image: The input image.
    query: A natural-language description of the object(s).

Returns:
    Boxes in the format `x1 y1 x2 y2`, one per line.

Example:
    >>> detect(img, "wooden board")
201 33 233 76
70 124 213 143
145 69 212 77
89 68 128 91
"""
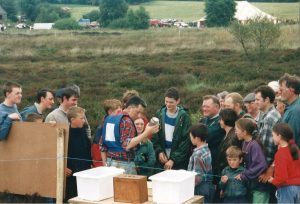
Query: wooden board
0 122 68 198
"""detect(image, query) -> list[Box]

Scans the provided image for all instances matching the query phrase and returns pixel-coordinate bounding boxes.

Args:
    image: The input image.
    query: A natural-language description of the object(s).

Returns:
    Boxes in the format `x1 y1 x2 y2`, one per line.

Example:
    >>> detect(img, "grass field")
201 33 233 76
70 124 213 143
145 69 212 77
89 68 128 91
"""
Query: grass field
64 1 299 21
0 25 299 130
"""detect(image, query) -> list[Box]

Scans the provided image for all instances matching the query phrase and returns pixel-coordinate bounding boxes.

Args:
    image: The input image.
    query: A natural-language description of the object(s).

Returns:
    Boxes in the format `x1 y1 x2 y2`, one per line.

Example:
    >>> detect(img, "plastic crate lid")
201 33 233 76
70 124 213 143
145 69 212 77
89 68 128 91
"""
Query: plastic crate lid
149 170 197 183
73 166 124 179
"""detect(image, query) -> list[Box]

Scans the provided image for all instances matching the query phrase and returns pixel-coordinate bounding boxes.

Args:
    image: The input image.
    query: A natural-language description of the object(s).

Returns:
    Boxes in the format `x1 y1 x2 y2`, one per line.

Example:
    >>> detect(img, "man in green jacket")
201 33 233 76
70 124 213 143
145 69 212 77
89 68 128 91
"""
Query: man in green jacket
152 87 192 171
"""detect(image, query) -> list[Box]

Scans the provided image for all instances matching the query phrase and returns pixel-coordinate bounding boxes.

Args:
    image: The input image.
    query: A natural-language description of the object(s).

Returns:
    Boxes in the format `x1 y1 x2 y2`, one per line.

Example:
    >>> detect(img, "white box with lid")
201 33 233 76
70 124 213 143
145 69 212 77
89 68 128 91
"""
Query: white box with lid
73 166 124 201
149 170 197 204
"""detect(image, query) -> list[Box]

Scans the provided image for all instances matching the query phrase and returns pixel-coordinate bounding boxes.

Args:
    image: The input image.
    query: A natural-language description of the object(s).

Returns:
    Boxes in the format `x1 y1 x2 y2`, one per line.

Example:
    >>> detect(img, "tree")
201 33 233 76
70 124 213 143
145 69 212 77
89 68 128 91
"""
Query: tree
99 0 128 27
127 7 149 29
0 0 17 21
53 18 82 30
83 10 100 22
126 0 152 4
229 17 281 71
20 0 44 22
204 0 236 27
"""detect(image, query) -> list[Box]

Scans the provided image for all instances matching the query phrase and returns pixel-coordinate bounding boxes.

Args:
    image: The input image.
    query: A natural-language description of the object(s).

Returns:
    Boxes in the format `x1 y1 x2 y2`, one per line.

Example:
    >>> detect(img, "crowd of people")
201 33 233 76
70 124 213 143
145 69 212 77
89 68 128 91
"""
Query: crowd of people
0 72 300 203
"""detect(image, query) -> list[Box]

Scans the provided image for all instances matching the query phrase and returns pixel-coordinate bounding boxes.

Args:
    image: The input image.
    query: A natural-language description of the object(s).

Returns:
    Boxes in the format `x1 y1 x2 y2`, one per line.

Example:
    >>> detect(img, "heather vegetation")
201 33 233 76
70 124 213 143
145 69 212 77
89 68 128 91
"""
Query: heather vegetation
0 25 299 132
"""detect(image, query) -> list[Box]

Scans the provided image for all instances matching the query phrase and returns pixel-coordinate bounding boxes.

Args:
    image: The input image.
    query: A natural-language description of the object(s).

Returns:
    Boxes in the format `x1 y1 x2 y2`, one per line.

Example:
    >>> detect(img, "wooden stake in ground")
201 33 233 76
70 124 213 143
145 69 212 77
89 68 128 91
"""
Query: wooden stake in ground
56 128 65 204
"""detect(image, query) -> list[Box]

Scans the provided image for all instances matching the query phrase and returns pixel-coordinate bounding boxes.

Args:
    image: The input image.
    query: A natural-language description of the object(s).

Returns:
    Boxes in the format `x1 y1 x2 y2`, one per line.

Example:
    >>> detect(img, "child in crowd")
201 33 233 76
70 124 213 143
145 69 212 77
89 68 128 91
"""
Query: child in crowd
268 123 300 203
26 113 43 122
134 117 155 178
92 99 122 167
219 146 248 203
65 107 92 200
188 123 215 203
234 118 269 203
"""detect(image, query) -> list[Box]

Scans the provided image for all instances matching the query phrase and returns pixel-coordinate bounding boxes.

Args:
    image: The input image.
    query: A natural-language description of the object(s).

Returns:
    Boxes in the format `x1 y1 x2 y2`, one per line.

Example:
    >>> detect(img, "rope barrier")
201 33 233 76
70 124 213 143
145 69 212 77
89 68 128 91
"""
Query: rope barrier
0 156 231 179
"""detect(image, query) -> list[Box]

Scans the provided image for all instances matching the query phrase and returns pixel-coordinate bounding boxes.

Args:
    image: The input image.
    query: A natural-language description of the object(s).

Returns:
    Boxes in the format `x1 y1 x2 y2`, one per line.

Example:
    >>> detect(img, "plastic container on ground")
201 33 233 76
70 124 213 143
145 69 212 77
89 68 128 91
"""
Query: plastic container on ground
149 170 197 204
73 166 125 201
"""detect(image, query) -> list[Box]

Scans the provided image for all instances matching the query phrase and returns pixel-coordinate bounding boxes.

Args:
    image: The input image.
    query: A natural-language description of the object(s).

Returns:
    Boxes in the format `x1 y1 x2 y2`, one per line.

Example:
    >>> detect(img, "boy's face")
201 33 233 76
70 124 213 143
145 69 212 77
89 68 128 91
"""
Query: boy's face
227 157 242 169
165 97 179 113
71 113 85 128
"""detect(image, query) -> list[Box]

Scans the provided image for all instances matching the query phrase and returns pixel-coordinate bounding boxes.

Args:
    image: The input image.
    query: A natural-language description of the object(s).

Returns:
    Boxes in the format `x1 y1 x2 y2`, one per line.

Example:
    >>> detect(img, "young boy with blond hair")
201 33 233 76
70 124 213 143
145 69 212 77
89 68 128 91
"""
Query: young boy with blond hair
219 146 248 203
65 106 92 200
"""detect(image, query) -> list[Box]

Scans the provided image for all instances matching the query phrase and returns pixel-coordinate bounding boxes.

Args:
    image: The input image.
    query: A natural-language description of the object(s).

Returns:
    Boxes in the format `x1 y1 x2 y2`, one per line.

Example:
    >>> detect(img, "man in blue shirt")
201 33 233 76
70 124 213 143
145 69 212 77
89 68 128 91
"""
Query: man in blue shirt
279 73 300 148
0 81 22 140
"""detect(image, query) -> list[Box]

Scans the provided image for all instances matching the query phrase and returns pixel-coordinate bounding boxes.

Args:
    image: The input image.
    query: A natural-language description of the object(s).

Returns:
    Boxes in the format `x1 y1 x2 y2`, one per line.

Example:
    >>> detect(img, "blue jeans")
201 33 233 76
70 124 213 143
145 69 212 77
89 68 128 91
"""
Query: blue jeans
106 158 137 175
276 185 300 204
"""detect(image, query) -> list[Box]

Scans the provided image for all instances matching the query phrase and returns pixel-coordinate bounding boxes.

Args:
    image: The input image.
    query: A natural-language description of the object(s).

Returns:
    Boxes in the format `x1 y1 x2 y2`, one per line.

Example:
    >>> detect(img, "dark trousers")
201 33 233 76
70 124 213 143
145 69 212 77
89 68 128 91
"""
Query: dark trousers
195 181 215 203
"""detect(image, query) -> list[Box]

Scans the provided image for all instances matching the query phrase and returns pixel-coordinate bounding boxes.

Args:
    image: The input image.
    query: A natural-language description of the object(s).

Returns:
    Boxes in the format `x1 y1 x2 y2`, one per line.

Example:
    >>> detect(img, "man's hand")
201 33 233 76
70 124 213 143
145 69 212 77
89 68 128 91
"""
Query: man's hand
144 123 159 135
221 175 228 184
164 160 174 170
8 113 20 120
65 168 72 177
158 152 168 164
259 166 274 183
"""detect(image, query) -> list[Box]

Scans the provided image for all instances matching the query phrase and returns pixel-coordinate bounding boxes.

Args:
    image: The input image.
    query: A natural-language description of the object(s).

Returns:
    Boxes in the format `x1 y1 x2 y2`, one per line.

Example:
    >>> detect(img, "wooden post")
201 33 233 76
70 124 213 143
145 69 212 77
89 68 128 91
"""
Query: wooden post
56 128 65 204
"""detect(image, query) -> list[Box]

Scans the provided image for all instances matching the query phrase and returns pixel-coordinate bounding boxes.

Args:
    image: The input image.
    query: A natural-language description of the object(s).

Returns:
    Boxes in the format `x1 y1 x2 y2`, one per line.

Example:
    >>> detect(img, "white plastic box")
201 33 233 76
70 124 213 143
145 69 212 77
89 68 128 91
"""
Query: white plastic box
73 166 125 201
149 170 197 204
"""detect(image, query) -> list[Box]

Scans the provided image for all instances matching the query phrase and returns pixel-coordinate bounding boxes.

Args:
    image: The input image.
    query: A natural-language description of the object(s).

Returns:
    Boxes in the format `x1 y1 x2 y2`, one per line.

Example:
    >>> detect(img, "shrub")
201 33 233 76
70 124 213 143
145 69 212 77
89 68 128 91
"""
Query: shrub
99 0 128 27
83 10 101 22
127 7 149 30
108 17 129 29
205 0 236 27
53 18 82 30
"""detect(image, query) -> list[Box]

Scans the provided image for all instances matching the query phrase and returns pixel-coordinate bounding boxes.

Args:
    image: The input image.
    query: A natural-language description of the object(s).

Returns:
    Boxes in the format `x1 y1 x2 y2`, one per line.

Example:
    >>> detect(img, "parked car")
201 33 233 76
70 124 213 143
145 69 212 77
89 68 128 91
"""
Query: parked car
15 23 27 29
0 24 6 31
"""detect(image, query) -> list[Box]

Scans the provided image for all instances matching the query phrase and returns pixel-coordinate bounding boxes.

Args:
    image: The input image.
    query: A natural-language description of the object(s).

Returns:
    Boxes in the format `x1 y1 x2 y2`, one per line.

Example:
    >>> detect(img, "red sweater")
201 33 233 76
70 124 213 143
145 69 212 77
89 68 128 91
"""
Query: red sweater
272 146 300 188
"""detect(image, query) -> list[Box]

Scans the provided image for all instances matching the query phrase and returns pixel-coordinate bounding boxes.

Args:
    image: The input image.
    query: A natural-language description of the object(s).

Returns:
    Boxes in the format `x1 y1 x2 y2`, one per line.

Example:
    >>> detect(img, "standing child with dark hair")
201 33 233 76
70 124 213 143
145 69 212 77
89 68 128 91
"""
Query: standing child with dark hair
235 118 269 203
188 123 215 203
268 123 300 203
219 146 248 203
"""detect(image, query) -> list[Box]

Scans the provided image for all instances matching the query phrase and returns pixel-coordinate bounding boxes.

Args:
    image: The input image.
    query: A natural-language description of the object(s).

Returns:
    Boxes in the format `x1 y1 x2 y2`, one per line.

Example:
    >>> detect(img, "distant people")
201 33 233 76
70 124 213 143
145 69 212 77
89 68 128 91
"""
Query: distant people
101 96 159 174
26 113 43 123
93 99 122 167
279 73 300 148
152 87 192 171
0 81 22 140
218 108 241 174
243 92 263 123
217 91 229 109
20 88 54 121
134 117 156 178
275 96 287 116
268 123 300 203
188 123 215 203
224 92 252 119
65 107 92 200
219 146 248 203
255 85 281 166
235 118 269 203
199 95 225 184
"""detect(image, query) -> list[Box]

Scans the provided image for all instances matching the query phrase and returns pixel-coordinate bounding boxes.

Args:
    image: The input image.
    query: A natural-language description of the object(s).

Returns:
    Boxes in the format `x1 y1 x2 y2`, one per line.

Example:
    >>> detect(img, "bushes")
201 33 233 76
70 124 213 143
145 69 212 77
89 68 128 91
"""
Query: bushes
109 7 150 30
53 18 82 30
83 10 100 22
